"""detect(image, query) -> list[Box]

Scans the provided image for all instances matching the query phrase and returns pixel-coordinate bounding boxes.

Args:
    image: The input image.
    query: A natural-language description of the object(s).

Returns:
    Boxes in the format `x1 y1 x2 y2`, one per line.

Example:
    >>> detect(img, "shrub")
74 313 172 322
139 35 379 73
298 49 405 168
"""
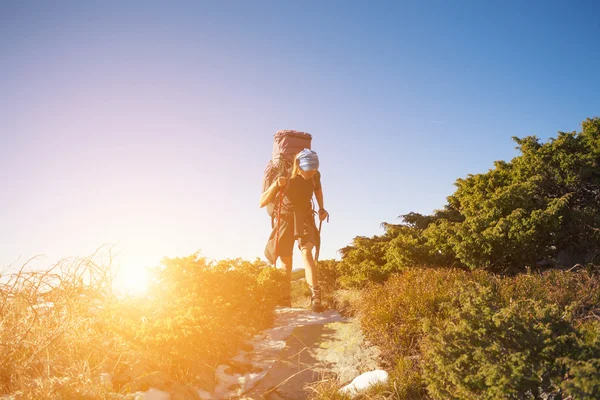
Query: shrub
337 229 400 288
338 117 600 275
110 255 286 379
560 320 600 399
290 278 311 307
561 358 600 399
317 259 342 294
359 268 471 366
422 282 577 399
357 268 600 399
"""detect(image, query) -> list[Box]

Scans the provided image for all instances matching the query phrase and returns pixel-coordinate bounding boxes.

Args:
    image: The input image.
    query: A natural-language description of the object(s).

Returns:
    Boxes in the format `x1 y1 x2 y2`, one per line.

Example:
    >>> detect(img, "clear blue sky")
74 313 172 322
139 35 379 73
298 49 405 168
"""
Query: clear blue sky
1 1 599 289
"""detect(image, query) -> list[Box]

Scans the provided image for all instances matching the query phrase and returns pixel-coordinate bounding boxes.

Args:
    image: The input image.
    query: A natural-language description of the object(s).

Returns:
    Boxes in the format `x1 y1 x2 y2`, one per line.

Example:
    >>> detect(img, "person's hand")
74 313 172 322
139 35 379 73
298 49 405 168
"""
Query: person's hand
277 177 288 188
318 208 329 221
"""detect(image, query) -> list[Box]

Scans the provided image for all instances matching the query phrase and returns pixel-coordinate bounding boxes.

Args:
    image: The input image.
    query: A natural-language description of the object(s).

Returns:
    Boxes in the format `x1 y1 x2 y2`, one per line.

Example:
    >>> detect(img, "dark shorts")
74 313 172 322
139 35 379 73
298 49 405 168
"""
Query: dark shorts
264 212 320 264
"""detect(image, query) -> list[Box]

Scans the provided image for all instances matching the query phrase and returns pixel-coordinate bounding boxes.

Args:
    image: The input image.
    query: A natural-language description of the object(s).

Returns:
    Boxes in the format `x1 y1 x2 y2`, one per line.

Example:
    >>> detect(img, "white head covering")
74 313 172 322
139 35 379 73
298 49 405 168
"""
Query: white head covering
297 149 319 171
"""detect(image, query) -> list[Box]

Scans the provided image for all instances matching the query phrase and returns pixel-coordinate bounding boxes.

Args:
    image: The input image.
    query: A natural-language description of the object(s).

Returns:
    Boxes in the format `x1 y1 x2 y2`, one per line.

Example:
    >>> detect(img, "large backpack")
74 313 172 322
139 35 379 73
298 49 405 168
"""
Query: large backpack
262 130 312 217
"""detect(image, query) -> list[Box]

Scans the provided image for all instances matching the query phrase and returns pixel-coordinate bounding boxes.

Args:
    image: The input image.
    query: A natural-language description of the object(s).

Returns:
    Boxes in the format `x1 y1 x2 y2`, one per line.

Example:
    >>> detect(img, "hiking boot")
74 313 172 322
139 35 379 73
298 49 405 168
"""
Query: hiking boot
310 286 325 313
311 298 325 313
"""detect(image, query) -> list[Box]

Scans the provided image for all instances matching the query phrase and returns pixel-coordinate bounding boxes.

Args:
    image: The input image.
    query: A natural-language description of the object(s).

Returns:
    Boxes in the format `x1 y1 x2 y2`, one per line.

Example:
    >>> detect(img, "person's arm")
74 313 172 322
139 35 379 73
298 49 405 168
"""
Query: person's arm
315 188 324 211
259 177 287 208
314 187 328 220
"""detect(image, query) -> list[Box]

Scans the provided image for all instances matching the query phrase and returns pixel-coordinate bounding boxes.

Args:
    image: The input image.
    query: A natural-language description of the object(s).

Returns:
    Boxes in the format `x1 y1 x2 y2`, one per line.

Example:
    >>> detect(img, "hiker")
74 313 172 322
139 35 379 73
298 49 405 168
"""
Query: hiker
260 148 329 312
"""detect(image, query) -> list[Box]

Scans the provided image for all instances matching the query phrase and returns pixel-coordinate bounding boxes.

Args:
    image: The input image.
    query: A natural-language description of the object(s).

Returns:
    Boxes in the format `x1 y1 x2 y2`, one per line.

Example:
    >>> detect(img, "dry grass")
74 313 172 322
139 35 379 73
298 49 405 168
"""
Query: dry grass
0 249 287 399
0 245 125 399
307 375 422 400
330 289 363 317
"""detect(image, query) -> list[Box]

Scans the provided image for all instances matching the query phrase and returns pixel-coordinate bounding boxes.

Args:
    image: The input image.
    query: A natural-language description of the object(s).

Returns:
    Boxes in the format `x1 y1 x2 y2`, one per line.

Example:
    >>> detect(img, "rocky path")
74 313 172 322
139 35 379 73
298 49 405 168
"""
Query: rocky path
198 307 381 400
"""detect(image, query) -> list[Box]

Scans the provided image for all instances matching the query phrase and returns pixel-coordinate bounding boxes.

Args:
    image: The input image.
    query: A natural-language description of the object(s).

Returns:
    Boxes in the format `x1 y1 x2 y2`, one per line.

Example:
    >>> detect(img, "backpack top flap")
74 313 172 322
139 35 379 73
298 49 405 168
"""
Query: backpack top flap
272 130 312 163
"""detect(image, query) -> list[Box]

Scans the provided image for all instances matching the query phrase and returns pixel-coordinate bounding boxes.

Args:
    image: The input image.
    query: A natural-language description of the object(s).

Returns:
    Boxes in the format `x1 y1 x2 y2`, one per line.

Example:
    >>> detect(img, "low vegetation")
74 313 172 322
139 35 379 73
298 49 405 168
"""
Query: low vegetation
0 248 286 399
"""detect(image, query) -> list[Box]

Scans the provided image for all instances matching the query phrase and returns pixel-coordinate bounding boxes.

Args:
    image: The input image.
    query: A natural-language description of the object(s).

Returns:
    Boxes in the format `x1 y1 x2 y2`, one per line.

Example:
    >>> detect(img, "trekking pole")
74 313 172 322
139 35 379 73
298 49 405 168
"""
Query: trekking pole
315 212 329 263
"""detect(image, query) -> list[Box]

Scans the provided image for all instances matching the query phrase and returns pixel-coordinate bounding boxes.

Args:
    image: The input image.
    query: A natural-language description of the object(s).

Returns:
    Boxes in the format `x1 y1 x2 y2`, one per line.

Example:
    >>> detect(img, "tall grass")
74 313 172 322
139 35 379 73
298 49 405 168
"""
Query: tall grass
0 246 120 398
0 248 286 399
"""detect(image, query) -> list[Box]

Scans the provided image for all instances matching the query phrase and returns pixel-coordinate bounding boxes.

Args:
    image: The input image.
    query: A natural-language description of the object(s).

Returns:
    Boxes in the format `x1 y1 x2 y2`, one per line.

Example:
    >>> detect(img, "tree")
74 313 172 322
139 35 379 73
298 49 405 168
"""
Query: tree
339 118 600 276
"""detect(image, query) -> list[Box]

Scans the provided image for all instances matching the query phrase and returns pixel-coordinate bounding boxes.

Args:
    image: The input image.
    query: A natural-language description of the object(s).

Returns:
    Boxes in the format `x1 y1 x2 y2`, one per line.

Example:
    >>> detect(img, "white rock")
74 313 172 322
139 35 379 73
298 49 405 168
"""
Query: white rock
137 388 171 400
339 370 389 397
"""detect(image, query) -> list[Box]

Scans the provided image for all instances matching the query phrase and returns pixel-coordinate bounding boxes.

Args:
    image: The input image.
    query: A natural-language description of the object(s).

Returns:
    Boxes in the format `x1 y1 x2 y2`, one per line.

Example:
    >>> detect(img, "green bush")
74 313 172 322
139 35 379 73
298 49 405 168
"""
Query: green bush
357 268 600 399
338 117 600 275
561 358 600 399
422 282 577 399
560 320 600 399
317 259 341 293
496 269 600 320
337 230 400 288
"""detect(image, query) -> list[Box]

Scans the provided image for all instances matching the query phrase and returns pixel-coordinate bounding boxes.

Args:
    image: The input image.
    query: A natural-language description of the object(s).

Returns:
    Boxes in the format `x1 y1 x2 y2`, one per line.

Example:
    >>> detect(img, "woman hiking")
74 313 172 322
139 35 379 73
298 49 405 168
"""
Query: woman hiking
259 148 329 312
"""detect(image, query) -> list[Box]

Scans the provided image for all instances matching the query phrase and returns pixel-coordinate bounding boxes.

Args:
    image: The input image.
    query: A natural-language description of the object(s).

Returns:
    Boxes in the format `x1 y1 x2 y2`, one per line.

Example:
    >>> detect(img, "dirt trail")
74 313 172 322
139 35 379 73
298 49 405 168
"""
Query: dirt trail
200 307 381 400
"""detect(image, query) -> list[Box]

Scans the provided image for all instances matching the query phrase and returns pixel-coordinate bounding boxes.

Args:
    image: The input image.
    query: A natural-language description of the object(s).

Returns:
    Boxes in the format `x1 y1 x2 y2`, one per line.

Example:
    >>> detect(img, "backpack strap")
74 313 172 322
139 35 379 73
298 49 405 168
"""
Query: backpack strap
270 157 291 229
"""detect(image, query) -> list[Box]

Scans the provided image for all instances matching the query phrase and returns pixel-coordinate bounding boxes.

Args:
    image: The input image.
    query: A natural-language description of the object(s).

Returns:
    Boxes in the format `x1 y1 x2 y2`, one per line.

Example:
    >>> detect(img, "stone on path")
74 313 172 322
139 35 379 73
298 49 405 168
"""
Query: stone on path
339 370 389 398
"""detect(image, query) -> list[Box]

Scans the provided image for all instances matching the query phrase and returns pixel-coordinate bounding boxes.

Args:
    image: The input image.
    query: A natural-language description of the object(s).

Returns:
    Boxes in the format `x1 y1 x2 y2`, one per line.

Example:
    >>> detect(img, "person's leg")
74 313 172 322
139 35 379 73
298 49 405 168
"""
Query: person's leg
277 256 293 307
300 243 316 287
278 256 293 278
300 242 324 312
271 214 294 307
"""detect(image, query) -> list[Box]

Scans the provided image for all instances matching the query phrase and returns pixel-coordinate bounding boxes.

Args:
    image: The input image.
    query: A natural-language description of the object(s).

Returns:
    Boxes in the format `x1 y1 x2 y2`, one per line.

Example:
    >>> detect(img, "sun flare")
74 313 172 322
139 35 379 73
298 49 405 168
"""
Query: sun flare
113 263 150 295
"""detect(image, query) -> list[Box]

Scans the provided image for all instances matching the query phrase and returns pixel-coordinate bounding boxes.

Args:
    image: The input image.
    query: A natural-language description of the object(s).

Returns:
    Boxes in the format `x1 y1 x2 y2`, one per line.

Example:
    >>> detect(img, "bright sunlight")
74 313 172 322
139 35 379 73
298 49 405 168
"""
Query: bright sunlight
113 262 150 295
